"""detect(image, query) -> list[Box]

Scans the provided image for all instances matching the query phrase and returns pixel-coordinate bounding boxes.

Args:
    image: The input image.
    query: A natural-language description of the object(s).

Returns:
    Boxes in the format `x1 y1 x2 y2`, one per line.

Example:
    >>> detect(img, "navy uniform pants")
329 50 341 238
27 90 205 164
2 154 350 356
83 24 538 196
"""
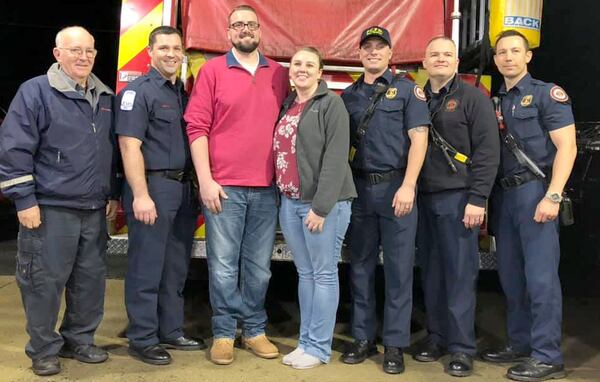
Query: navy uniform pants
417 189 479 355
16 206 107 360
348 176 417 348
491 180 563 365
124 176 198 348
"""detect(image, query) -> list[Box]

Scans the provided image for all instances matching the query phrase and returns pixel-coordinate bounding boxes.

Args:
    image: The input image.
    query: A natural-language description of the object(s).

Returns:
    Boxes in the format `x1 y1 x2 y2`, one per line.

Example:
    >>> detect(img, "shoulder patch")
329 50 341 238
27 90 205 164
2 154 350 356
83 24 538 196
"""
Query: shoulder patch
413 85 426 101
549 86 569 103
120 90 136 111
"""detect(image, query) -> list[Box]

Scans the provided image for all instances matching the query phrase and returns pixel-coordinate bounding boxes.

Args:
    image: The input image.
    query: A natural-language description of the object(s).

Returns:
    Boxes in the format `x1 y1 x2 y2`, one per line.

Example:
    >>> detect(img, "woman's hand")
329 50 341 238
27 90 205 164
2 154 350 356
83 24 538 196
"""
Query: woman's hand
305 209 325 233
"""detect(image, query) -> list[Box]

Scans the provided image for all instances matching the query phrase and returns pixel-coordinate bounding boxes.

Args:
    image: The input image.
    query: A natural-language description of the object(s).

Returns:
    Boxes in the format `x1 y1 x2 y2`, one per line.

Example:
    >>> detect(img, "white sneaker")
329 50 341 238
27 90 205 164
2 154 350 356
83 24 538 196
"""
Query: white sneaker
282 347 304 366
292 353 322 369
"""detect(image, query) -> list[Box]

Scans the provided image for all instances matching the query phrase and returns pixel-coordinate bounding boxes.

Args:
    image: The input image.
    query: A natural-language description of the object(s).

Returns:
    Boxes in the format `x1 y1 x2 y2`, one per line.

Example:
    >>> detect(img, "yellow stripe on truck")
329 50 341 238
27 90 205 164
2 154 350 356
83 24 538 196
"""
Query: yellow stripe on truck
117 2 163 70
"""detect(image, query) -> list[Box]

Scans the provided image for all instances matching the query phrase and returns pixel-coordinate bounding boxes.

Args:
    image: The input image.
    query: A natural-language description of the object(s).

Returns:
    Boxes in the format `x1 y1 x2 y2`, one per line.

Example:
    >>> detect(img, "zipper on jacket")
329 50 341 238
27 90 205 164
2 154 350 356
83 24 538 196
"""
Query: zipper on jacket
57 150 61 163
92 122 96 133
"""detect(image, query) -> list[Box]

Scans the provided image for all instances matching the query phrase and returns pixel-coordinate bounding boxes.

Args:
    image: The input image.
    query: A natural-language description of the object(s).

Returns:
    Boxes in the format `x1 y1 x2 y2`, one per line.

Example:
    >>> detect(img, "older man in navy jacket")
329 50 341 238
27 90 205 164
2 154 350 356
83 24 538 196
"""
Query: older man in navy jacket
0 26 119 376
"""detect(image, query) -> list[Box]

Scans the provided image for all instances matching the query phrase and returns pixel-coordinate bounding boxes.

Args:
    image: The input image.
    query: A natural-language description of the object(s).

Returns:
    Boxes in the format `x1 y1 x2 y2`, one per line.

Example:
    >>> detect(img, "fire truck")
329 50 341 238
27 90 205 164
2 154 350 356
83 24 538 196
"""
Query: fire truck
108 0 544 270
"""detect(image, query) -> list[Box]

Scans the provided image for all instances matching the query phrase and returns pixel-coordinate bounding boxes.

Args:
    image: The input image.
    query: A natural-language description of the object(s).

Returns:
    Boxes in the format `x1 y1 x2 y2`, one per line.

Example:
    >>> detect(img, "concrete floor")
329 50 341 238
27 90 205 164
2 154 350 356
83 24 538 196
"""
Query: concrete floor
0 274 599 382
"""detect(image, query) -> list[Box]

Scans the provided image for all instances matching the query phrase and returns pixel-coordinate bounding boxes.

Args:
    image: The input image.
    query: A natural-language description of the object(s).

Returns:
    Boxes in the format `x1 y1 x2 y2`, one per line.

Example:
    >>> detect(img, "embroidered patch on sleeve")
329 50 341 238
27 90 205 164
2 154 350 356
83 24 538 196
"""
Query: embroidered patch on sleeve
414 85 426 101
120 90 136 111
549 86 569 103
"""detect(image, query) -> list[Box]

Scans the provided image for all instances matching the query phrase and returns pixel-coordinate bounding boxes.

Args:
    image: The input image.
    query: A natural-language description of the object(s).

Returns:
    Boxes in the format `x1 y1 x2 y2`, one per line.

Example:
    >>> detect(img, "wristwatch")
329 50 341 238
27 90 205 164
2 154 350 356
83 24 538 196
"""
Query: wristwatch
545 192 563 203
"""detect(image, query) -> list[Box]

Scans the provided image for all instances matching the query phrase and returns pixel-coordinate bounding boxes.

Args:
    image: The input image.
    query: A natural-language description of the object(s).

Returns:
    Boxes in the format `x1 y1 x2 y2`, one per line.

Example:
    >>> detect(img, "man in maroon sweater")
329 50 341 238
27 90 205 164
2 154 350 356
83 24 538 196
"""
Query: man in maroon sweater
184 4 288 365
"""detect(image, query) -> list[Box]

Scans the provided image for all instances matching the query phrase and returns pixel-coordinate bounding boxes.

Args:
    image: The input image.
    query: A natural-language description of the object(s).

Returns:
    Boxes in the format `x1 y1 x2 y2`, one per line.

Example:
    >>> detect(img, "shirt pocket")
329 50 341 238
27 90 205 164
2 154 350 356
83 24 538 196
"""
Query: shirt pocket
512 107 546 159
376 99 405 128
513 107 542 139
152 108 178 128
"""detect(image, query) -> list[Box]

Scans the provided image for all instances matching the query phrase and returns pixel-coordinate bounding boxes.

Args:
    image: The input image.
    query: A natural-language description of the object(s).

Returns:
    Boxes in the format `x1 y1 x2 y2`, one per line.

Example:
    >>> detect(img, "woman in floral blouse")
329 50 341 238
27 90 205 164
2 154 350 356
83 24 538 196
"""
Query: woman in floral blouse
273 47 356 369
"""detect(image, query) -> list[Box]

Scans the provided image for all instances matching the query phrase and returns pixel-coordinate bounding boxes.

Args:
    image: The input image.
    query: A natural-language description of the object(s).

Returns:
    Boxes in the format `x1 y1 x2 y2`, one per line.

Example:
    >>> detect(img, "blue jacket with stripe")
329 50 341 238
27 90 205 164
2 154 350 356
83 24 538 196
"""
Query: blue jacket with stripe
0 64 119 211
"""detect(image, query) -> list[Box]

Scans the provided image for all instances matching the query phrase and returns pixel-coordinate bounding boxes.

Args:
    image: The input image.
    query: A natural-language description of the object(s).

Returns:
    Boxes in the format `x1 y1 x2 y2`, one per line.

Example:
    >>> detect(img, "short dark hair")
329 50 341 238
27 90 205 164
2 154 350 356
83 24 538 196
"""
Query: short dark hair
494 29 530 51
228 4 258 25
148 26 182 48
295 46 324 69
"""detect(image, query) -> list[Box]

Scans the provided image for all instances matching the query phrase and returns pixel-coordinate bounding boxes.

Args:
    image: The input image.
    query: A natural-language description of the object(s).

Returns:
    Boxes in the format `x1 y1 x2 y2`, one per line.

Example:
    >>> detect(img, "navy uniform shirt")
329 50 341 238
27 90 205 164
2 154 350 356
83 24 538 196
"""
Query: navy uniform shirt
115 67 191 171
498 73 574 177
342 70 430 172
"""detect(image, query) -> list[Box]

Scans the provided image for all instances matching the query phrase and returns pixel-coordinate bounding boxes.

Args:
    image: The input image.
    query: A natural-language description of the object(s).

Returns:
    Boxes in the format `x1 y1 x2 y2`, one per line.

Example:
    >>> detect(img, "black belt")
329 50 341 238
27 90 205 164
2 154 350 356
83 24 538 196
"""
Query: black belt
497 171 543 190
352 168 404 185
146 169 191 183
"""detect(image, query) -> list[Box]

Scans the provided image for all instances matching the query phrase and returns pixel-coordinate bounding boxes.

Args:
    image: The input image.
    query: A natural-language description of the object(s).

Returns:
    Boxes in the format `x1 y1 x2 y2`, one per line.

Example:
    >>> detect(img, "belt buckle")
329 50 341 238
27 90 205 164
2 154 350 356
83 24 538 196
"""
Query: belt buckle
368 172 383 184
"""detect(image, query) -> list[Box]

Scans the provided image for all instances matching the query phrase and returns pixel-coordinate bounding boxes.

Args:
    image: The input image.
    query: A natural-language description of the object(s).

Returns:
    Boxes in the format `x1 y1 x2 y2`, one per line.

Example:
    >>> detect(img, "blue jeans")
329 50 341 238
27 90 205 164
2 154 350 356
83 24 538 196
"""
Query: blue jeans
204 186 277 339
279 197 352 362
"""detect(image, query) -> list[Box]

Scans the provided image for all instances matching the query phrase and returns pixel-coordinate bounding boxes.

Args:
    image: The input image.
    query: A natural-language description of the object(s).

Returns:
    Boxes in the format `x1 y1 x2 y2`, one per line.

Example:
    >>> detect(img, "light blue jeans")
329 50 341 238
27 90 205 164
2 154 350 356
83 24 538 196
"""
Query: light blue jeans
279 197 352 362
204 186 278 339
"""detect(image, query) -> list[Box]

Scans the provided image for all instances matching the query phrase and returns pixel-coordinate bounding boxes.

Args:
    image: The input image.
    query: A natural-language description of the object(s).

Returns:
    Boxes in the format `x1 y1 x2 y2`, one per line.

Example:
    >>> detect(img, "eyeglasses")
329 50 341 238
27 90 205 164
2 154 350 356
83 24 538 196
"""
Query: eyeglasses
229 21 260 31
57 47 98 58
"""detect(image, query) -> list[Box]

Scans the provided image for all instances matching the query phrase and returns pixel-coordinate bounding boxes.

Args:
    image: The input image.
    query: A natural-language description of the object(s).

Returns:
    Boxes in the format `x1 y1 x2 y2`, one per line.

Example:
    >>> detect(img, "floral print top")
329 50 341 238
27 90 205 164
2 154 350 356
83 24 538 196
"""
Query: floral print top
273 100 306 199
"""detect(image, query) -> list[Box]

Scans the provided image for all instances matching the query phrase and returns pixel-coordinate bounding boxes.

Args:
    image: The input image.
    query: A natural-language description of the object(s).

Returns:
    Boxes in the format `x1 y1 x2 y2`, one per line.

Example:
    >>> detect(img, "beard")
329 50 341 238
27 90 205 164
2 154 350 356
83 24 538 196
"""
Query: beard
232 39 259 54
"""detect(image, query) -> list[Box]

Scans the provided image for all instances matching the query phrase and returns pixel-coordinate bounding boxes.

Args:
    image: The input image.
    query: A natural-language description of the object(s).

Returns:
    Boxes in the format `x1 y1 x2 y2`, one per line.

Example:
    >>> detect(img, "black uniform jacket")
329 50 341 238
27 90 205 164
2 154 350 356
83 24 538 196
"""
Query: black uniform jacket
420 76 500 207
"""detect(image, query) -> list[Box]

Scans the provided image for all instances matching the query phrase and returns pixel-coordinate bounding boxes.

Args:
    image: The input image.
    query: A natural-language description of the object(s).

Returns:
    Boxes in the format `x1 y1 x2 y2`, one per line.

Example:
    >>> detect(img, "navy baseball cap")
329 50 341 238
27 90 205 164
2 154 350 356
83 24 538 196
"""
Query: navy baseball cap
359 26 392 48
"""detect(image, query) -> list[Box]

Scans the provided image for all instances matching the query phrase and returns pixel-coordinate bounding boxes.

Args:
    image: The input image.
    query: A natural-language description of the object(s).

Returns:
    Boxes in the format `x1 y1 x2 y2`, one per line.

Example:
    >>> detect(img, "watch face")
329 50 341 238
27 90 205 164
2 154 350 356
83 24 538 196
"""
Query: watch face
547 193 561 202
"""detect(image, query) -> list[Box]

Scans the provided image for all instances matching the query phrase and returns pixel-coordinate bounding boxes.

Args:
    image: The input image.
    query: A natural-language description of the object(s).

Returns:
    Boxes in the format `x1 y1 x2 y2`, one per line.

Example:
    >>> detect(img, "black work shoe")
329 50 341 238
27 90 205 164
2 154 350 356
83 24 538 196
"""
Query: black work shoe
383 346 405 374
413 338 446 362
59 344 108 363
128 344 172 365
447 352 474 377
481 345 530 363
341 339 378 364
507 358 566 381
160 336 207 351
32 355 61 376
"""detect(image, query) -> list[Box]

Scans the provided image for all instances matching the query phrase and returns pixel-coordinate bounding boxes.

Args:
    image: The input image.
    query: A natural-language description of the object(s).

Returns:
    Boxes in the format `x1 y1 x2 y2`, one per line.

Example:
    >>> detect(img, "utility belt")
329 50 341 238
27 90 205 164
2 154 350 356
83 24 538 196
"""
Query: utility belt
352 168 404 185
146 169 192 183
497 170 547 190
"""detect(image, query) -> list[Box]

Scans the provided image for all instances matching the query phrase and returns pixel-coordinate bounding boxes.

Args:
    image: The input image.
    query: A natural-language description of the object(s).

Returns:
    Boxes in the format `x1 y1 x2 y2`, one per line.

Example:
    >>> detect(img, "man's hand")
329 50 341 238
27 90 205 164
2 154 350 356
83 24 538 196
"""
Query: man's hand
463 203 485 229
17 205 41 229
200 179 228 214
534 197 560 223
392 184 415 217
133 194 157 225
106 200 119 220
305 209 325 233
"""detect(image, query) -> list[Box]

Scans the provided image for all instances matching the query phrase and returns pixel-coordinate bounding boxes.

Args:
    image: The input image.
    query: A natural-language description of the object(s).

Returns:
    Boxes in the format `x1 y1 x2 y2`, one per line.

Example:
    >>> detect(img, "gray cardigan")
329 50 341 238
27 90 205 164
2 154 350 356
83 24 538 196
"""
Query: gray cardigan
277 80 357 217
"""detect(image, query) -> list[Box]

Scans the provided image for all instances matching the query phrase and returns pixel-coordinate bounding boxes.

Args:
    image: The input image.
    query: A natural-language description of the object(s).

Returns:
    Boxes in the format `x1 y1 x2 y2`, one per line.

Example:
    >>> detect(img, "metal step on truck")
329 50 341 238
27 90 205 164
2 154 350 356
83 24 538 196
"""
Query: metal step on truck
108 0 545 270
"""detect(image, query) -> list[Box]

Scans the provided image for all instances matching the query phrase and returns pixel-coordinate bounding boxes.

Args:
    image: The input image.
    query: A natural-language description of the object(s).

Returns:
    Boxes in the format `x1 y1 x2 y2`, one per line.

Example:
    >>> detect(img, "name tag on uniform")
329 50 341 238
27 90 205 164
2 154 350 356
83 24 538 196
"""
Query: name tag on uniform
120 90 136 111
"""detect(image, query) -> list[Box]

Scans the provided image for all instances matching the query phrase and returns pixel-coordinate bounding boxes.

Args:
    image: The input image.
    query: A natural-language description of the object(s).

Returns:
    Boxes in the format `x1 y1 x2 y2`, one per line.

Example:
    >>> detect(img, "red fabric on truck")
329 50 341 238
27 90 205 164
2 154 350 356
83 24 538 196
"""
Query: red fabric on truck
181 0 444 64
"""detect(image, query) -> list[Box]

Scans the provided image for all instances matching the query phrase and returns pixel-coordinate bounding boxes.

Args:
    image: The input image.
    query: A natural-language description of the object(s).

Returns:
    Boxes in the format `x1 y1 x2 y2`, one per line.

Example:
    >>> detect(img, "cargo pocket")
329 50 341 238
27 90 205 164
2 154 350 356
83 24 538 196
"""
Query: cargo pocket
15 232 42 291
